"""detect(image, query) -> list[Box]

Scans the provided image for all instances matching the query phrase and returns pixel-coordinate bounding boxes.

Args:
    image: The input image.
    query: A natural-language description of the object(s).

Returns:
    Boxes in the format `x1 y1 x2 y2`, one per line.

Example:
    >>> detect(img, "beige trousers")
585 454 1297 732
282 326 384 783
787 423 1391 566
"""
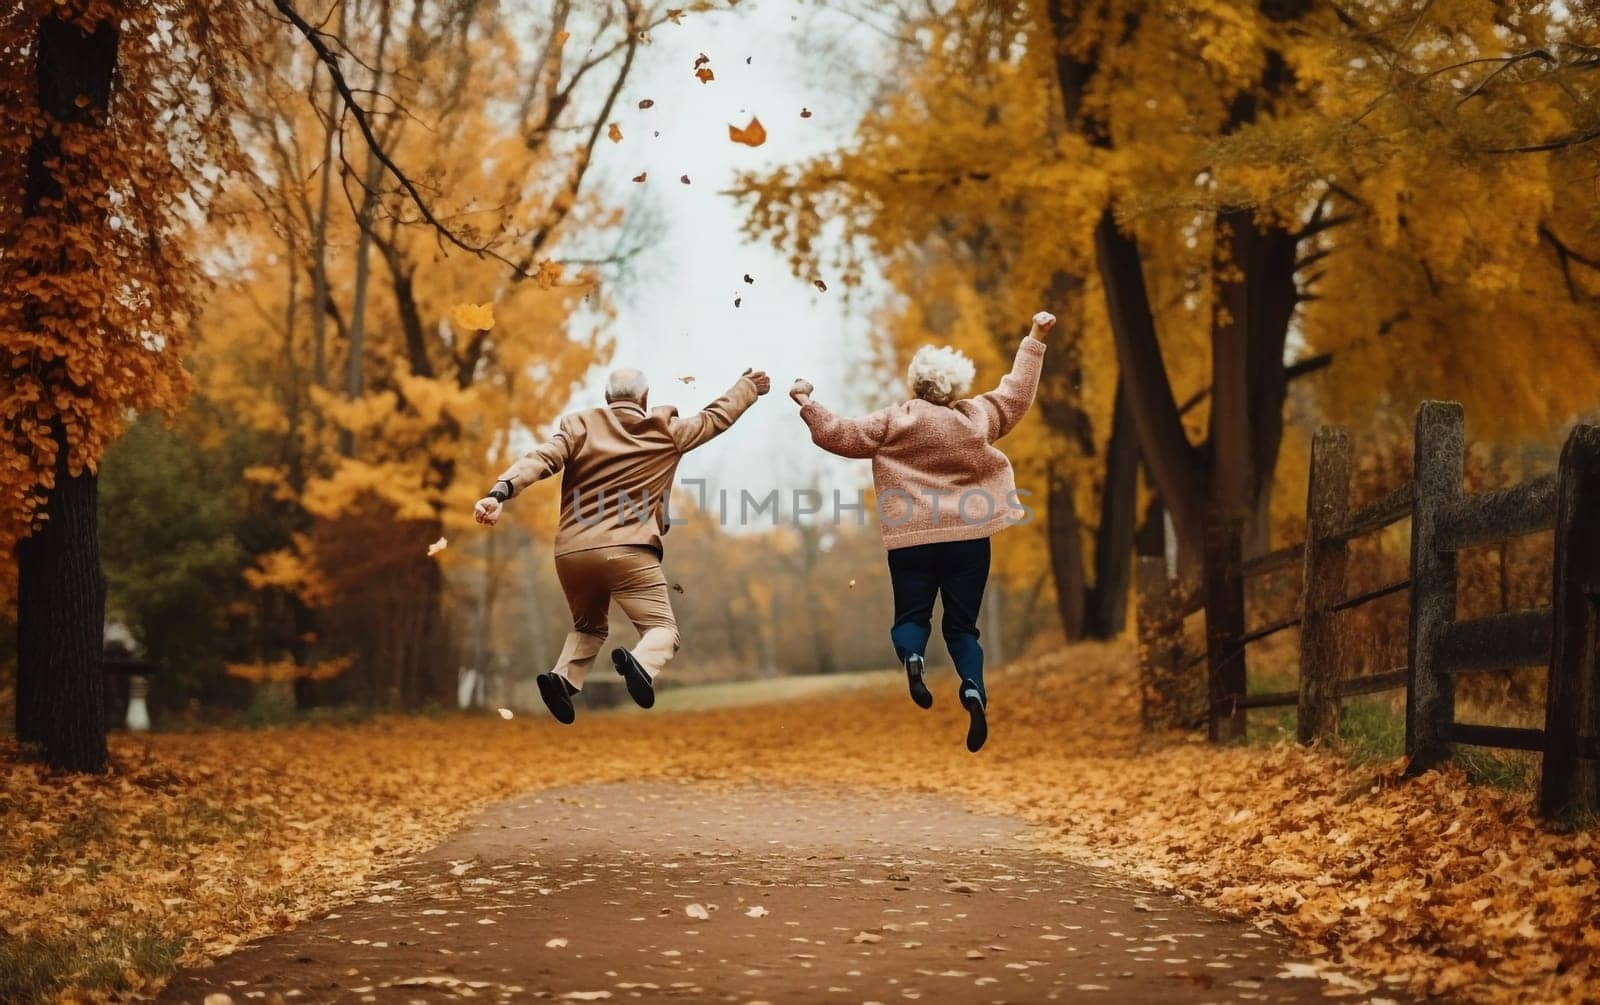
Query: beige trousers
551 545 679 689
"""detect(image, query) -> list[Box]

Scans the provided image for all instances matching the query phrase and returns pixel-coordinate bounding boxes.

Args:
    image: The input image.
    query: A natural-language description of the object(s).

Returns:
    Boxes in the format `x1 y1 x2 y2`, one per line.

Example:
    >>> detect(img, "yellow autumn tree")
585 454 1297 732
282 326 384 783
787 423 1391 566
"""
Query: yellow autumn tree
739 0 1600 649
1 1 251 769
192 0 654 706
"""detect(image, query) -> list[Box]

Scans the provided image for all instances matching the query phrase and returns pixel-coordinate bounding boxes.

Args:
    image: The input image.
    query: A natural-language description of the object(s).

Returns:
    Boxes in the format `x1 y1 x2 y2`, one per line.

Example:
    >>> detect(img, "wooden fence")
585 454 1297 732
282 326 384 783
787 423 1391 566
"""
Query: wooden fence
1136 401 1600 817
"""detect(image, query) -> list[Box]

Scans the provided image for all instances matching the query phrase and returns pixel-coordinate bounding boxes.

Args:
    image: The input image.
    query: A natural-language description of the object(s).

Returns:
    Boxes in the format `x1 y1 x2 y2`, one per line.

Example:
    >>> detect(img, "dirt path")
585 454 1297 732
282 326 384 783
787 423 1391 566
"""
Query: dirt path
160 781 1385 1004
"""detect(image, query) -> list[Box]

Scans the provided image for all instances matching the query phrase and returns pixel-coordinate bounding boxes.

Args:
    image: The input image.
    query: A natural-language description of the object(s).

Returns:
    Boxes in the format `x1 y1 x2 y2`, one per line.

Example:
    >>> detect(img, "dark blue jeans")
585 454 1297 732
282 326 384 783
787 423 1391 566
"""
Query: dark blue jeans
886 536 990 701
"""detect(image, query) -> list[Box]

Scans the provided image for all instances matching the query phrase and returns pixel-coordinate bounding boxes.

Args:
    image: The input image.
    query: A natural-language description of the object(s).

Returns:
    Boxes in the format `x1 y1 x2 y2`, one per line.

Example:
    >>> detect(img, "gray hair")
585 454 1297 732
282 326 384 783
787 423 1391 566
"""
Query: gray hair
907 345 976 405
605 367 649 403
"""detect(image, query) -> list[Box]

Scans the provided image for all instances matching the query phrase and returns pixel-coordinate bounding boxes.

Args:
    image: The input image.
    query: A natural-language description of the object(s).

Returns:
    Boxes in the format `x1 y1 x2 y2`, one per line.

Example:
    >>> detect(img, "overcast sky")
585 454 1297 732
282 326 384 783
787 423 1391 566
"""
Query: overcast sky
561 2 897 500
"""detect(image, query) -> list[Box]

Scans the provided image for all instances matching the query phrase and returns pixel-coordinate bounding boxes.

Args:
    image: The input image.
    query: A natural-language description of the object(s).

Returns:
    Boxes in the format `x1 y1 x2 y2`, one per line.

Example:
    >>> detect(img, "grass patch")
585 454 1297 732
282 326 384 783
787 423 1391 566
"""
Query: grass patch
22 805 117 868
0 927 183 1004
1335 698 1407 764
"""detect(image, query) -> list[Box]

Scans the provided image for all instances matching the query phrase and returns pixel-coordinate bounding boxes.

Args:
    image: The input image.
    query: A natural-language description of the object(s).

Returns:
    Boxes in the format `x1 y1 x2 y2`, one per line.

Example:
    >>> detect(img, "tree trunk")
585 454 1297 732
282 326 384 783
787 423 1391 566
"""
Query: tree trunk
1084 381 1139 637
13 11 119 771
16 423 107 772
1095 210 1207 554
1046 462 1087 640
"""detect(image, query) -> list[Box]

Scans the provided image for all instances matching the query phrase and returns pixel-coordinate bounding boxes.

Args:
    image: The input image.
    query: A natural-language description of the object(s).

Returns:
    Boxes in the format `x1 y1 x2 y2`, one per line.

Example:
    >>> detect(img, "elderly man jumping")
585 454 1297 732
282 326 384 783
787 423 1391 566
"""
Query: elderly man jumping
474 366 771 723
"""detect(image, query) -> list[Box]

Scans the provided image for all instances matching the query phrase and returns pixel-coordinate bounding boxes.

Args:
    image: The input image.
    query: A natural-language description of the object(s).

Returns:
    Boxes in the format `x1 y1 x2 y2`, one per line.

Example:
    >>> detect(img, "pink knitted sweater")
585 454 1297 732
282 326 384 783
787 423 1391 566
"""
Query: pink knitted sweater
799 336 1045 550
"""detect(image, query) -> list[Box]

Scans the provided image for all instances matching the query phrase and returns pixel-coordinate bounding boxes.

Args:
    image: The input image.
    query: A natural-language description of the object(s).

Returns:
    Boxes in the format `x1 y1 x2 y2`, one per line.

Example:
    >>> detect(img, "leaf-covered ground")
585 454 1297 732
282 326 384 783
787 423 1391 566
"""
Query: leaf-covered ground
3 642 1596 1002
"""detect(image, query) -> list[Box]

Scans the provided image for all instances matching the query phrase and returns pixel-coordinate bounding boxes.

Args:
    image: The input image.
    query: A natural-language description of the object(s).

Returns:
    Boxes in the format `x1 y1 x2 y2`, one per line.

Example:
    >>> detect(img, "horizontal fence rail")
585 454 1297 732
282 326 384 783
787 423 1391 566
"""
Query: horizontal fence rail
1435 474 1557 552
1435 609 1552 673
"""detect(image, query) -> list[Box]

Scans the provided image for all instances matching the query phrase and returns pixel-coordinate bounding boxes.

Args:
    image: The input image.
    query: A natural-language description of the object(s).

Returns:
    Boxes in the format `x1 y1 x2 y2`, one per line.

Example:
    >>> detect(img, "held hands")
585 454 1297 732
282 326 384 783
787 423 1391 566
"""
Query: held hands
789 378 814 406
474 497 502 527
1030 311 1057 340
743 368 773 395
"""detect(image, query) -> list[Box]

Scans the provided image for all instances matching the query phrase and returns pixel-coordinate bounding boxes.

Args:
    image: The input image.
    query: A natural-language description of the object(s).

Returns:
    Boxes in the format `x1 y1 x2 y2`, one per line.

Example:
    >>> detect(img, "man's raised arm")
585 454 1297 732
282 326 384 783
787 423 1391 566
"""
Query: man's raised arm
473 416 582 526
669 369 771 452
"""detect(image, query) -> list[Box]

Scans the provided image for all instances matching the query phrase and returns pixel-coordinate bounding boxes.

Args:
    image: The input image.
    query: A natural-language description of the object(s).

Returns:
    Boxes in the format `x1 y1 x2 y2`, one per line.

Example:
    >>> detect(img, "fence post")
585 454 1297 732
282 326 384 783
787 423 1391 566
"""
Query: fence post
1541 424 1600 817
1136 556 1180 730
1406 401 1463 773
1299 426 1351 744
1203 512 1247 742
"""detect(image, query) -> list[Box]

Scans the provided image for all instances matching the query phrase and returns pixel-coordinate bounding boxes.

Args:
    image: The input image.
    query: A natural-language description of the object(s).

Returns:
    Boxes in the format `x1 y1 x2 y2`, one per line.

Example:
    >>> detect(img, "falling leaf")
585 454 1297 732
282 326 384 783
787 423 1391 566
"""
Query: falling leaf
607 122 622 143
74 94 91 109
666 8 684 23
638 98 655 109
426 537 448 558
743 273 754 284
733 296 742 308
800 107 813 118
545 937 568 948
812 279 828 292
693 52 711 68
449 302 495 332
695 67 715 84
680 174 691 185
685 903 710 920
728 116 766 147
632 171 647 183
496 708 514 720
677 375 696 384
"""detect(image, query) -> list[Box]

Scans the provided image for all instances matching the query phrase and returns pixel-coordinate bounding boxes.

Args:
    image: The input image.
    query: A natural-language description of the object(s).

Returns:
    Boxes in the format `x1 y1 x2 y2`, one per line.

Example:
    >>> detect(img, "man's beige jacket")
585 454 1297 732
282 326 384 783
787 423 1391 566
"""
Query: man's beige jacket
497 375 760 557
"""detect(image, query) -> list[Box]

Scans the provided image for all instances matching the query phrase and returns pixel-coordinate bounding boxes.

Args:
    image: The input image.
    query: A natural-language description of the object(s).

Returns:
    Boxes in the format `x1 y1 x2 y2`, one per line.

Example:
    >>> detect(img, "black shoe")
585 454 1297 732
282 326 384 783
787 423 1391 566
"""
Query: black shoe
905 654 932 709
612 648 656 709
960 686 988 753
536 672 576 724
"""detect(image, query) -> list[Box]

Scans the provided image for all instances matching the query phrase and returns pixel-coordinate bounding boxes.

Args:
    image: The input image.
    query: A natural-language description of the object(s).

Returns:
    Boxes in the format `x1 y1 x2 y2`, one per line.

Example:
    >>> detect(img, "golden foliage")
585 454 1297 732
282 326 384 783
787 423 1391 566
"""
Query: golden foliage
0 1 250 578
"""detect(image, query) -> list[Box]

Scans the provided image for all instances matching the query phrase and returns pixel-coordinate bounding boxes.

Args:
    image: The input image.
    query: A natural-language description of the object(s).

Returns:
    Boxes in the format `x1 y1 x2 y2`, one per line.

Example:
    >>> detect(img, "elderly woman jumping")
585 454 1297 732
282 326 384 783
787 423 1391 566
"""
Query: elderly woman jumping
790 311 1053 752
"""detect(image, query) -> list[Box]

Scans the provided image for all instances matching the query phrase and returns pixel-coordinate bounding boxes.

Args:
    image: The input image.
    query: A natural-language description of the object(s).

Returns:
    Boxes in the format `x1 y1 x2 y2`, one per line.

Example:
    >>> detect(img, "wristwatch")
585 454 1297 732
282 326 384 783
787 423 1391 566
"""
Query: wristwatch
488 479 514 502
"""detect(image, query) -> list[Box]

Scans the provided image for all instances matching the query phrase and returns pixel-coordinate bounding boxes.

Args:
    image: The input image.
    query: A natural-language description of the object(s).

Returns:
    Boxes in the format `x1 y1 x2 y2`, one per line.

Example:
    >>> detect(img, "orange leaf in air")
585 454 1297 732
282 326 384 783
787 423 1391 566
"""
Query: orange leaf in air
728 116 766 147
638 98 655 109
680 174 691 185
800 107 813 118
813 279 828 292
666 8 684 23
695 67 715 84
449 302 495 332
677 376 696 385
632 171 647 183
693 52 711 68
607 122 622 143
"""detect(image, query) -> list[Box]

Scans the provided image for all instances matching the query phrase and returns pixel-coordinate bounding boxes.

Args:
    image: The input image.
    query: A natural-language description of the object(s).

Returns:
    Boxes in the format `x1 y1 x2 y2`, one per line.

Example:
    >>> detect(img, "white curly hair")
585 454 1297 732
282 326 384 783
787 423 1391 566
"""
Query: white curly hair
906 344 976 405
